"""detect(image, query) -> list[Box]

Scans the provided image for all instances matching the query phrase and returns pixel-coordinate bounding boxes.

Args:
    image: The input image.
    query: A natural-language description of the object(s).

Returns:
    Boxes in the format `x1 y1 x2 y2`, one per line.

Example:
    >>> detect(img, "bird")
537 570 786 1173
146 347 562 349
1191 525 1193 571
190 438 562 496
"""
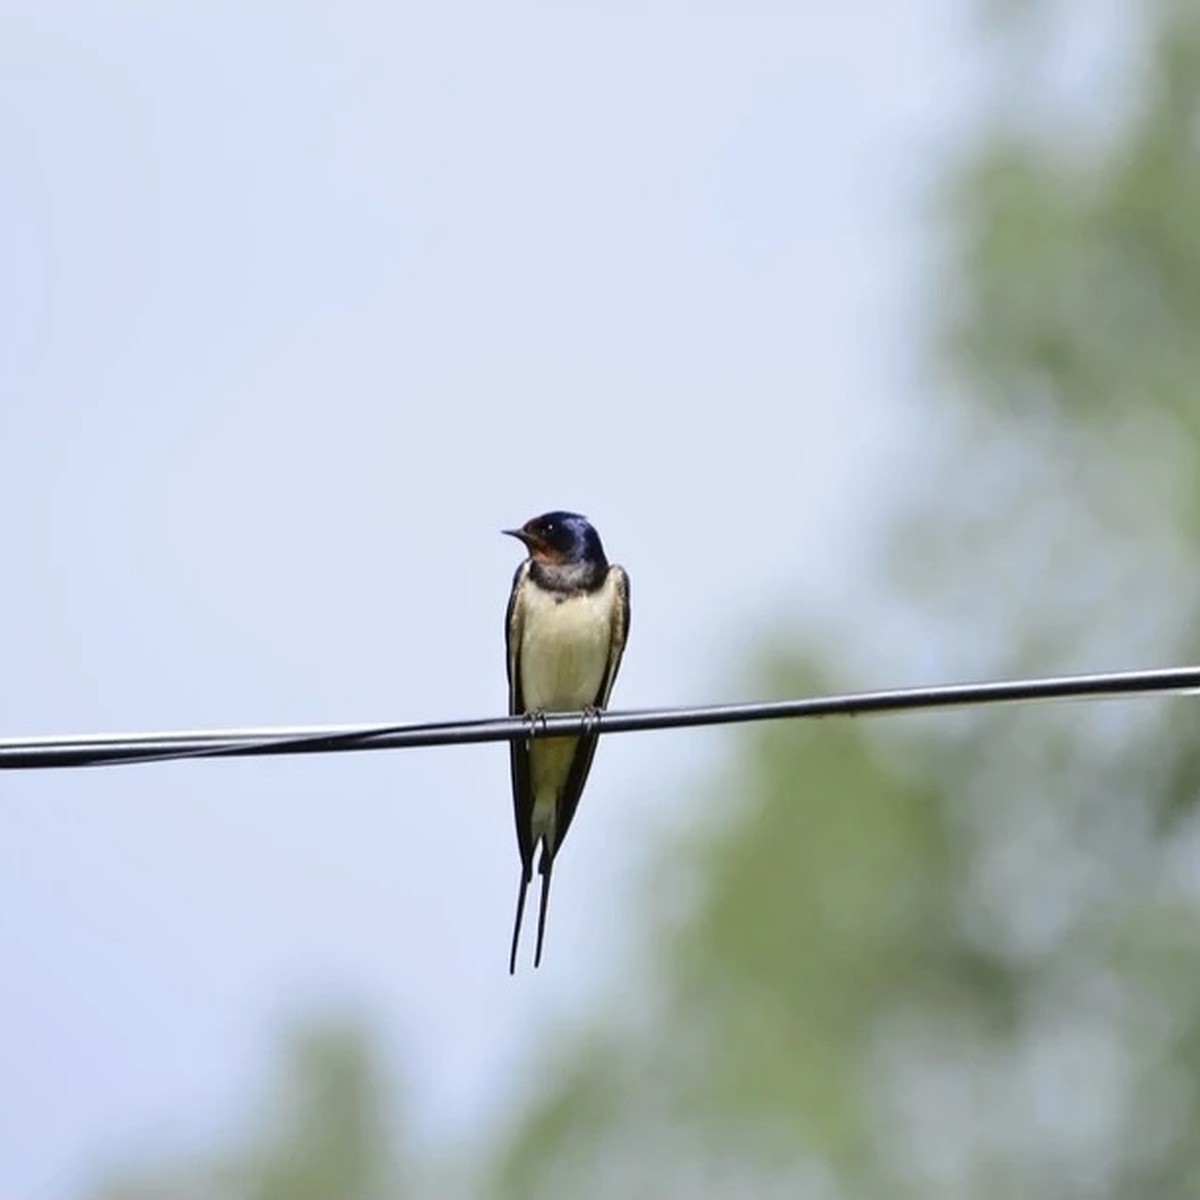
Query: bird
503 511 631 973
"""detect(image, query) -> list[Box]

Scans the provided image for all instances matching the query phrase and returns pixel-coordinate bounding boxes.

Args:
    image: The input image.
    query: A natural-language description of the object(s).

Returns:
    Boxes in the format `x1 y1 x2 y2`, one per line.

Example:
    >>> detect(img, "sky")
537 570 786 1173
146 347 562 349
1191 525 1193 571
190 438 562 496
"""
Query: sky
0 2 970 1194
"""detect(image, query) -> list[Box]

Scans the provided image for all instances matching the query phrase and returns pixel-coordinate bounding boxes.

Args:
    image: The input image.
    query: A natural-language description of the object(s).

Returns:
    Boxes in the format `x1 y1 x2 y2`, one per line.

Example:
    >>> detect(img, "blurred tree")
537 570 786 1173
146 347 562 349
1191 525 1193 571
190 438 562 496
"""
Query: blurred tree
92 1018 407 1200
492 2 1200 1198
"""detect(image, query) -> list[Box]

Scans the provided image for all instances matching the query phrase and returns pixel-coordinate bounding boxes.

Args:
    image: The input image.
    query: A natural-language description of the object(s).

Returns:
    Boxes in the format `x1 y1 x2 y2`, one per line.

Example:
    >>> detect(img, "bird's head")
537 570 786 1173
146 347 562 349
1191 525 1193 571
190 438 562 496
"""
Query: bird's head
503 511 608 569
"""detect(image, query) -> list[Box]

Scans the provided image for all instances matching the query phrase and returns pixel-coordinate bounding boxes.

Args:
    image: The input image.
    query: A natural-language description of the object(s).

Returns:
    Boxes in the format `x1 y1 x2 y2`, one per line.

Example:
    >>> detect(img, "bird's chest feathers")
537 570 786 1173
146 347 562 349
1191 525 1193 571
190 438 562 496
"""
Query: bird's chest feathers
518 585 613 711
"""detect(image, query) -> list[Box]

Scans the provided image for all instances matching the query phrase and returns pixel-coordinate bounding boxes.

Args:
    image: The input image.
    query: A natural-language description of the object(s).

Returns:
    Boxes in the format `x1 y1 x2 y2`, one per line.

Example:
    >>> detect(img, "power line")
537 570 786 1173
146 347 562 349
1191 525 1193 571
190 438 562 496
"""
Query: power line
2 664 1198 772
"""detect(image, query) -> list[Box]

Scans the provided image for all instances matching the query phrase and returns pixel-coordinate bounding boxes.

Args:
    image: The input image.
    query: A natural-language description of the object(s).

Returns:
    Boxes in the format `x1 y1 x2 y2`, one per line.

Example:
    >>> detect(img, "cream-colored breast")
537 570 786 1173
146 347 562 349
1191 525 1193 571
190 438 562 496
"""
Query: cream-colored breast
517 575 618 713
514 568 623 837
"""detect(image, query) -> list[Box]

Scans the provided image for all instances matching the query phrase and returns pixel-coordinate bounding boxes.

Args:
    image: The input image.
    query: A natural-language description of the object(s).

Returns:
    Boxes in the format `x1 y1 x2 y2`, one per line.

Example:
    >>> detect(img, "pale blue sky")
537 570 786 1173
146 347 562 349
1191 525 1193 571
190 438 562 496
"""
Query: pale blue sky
0 2 968 1193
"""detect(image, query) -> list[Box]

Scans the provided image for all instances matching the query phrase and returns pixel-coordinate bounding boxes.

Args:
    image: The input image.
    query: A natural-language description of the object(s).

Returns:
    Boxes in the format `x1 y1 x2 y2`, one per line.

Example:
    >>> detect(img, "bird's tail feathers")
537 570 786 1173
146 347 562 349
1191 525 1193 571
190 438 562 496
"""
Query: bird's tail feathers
509 863 532 975
534 847 554 969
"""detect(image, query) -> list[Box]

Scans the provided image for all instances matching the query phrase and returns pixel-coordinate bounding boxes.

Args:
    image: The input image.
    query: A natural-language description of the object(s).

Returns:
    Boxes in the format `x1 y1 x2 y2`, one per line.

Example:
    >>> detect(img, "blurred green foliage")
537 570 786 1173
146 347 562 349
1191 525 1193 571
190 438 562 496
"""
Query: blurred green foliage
94 1020 405 1200
88 2 1200 1197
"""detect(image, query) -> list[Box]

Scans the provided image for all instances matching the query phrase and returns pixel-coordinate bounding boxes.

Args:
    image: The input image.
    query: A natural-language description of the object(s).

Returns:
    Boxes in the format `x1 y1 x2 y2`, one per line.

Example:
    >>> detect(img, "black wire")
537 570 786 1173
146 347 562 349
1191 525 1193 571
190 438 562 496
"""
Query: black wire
2 664 1198 772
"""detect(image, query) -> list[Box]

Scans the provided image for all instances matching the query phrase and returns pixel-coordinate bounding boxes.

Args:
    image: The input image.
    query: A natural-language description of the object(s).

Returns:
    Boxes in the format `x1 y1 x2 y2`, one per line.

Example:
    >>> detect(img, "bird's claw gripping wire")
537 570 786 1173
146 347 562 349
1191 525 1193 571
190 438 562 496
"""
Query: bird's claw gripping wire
581 704 601 737
524 708 549 741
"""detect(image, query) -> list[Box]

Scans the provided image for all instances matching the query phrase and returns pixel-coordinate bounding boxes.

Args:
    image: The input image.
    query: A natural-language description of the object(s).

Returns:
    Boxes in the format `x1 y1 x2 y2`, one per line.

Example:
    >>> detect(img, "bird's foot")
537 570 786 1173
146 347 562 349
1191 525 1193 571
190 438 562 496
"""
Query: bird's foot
581 704 602 736
525 708 549 740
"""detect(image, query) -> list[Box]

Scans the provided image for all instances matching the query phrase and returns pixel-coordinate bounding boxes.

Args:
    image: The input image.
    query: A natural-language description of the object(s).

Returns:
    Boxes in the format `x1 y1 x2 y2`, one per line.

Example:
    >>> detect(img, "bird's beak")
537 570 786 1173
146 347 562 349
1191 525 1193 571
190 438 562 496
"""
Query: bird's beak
503 527 532 545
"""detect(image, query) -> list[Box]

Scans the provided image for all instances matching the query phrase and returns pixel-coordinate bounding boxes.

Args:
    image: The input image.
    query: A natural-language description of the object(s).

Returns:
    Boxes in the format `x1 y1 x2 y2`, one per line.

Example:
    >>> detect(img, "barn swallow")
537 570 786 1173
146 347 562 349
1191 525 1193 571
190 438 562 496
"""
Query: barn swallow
503 511 631 973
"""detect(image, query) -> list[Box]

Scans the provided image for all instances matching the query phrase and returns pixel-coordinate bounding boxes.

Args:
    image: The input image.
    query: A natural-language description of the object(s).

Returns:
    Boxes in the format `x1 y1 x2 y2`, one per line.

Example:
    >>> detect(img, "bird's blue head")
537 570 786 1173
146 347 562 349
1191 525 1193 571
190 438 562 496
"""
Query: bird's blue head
504 510 608 570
